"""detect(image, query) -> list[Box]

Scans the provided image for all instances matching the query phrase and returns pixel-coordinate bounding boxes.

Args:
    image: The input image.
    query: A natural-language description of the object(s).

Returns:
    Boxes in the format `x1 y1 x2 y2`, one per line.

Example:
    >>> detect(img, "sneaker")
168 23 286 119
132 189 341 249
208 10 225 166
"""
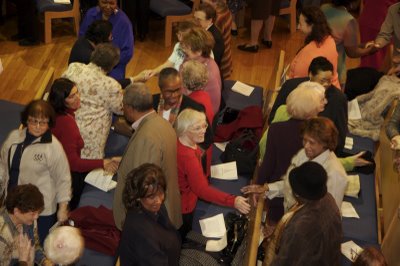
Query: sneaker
237 44 259 53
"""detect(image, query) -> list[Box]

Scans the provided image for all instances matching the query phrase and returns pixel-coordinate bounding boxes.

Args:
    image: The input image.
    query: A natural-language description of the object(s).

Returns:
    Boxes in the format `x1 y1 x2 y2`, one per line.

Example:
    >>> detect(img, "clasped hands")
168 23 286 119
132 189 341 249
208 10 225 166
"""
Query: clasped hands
240 183 269 207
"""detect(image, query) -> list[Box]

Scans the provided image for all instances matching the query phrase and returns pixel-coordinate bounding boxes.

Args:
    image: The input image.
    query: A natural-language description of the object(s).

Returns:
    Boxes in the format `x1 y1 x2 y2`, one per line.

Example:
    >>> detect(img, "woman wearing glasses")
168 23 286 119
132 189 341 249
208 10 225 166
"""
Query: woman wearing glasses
0 100 71 244
175 109 250 239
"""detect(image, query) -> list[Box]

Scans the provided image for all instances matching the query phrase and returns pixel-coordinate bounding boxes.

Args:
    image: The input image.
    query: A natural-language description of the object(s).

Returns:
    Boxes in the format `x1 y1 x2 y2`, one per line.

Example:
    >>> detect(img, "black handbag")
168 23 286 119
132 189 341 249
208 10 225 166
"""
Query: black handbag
220 129 259 177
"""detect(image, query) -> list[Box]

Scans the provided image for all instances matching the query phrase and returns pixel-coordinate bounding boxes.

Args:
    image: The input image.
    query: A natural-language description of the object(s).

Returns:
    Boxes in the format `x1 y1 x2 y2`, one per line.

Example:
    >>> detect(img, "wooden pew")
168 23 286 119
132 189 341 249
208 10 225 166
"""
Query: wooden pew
243 50 286 266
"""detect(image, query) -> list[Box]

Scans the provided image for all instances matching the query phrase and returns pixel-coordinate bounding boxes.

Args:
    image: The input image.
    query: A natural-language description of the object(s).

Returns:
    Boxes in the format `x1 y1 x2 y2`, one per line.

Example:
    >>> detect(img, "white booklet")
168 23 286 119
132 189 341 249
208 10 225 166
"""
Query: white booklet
341 240 363 262
211 161 238 180
84 168 116 192
348 99 362 120
341 201 360 219
54 0 71 4
231 81 255 96
199 213 226 238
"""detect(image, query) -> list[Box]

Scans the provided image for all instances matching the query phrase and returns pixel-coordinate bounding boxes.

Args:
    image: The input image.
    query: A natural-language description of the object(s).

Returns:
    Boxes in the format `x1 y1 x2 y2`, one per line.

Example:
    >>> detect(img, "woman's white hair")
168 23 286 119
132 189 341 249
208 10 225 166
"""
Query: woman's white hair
175 108 206 137
286 81 325 119
44 226 84 265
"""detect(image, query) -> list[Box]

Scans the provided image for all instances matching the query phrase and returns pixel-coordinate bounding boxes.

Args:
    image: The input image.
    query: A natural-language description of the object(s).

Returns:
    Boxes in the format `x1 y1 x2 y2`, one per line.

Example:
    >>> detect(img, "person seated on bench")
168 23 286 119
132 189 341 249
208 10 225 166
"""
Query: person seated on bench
80 0 133 80
175 109 250 239
243 118 348 218
268 57 348 156
49 78 120 210
263 162 342 265
0 100 71 244
118 163 181 265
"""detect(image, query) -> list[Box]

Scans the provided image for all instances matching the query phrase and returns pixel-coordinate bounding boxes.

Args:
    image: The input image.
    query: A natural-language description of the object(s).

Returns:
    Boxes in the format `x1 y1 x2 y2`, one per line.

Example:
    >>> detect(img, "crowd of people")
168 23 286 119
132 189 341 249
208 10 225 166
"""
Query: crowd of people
1 0 398 265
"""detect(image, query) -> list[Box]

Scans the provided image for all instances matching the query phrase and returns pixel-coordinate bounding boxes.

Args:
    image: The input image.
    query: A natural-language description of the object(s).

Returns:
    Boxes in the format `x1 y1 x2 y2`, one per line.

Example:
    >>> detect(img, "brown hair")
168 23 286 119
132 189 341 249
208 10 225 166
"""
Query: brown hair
301 6 332 45
21 99 56 128
302 117 338 151
6 184 44 214
353 247 387 266
180 27 214 58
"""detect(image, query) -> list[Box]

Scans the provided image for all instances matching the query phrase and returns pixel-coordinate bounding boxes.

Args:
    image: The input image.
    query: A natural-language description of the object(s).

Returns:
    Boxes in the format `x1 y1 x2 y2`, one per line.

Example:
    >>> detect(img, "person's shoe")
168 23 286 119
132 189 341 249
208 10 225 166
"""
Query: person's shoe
261 39 272 48
231 29 238 36
237 44 259 53
11 33 26 41
18 38 39 46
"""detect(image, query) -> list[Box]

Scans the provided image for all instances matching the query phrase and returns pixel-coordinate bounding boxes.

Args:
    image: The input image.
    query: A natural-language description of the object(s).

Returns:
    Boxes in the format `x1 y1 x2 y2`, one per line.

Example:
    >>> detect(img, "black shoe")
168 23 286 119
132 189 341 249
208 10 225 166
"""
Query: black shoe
261 39 272 48
18 38 39 46
231 29 238 36
237 44 259 53
11 33 26 41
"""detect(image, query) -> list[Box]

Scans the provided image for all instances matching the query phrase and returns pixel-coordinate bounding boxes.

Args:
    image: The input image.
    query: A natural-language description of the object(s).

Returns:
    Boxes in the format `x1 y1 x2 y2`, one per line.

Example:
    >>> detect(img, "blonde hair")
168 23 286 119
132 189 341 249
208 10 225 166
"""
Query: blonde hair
286 81 325 119
175 109 206 137
44 226 84 265
181 60 209 91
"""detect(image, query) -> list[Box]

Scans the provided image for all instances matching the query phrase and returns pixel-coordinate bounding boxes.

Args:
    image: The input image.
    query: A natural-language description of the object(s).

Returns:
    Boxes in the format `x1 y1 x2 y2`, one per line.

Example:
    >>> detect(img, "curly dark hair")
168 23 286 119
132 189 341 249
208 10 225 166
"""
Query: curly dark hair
49 78 76 114
301 6 332 46
301 117 338 151
21 99 56 128
123 163 167 210
6 184 44 214
85 20 113 45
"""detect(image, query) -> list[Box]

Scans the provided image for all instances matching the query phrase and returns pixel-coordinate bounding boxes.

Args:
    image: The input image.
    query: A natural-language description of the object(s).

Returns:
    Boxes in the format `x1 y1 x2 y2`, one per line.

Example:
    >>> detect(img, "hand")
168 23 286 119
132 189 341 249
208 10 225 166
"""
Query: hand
350 151 372 167
57 202 69 222
387 65 400 76
240 184 268 195
391 135 400 149
17 232 33 263
234 196 251 214
143 69 157 80
103 158 119 174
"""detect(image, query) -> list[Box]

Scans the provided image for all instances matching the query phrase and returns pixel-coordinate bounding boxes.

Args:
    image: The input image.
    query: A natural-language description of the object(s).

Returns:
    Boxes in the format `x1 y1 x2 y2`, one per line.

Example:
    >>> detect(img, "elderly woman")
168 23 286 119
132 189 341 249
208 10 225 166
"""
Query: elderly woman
119 163 181 265
49 78 120 210
62 43 124 160
180 27 222 114
0 100 71 244
79 0 133 80
243 117 348 214
289 6 340 89
176 109 250 238
257 81 326 222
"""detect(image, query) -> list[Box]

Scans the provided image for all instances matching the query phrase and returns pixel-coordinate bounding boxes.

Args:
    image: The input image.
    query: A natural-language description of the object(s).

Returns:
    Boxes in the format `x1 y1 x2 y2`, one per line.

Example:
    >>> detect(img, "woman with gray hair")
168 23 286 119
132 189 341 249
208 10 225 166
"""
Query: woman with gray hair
175 108 250 239
62 43 124 160
254 81 326 223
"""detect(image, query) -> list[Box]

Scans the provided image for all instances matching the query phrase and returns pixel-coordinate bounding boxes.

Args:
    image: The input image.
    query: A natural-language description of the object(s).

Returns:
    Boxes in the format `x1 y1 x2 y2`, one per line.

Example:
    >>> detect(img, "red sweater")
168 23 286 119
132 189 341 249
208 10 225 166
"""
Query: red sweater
52 109 103 172
177 140 235 214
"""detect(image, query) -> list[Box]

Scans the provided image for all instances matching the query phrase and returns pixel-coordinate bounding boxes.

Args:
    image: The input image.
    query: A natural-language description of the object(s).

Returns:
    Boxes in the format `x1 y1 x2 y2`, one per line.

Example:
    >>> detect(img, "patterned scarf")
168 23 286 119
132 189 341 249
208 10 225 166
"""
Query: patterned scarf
157 94 183 125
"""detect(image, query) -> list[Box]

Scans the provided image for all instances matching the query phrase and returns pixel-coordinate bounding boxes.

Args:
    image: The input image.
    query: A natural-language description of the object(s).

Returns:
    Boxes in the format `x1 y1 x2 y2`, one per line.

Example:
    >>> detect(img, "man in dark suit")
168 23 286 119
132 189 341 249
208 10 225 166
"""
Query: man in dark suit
194 3 225 67
269 56 348 156
153 67 213 150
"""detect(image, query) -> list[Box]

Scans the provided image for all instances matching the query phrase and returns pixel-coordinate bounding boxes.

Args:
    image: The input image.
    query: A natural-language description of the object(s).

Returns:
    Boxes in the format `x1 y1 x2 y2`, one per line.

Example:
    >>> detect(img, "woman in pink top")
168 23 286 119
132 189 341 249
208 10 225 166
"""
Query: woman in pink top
289 6 340 89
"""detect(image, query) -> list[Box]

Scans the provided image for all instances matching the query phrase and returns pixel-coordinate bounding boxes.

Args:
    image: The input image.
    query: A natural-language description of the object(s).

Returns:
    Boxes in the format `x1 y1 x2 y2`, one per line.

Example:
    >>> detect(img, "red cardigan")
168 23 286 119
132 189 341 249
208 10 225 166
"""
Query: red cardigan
52 109 103 172
189 90 215 125
177 140 235 214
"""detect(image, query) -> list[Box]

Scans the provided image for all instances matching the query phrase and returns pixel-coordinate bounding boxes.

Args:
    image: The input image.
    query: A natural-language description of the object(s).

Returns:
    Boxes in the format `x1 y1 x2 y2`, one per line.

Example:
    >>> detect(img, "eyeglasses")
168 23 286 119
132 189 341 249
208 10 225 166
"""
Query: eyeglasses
27 118 49 127
189 123 208 132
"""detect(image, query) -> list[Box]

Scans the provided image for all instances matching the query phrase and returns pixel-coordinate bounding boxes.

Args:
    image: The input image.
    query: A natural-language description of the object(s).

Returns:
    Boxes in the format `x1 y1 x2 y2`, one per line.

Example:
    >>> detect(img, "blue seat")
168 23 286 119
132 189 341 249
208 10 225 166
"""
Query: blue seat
149 0 191 17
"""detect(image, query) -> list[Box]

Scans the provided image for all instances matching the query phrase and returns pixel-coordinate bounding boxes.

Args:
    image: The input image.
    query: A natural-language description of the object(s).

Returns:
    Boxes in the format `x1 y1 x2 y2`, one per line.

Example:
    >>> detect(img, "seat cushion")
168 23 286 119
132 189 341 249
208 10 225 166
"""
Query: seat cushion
37 0 73 13
150 0 192 17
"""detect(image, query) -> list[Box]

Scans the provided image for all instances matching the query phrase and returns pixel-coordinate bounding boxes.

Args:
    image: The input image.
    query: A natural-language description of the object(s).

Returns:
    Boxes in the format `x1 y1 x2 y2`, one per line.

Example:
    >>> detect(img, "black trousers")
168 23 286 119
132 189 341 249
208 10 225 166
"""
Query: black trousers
123 0 150 37
15 0 39 40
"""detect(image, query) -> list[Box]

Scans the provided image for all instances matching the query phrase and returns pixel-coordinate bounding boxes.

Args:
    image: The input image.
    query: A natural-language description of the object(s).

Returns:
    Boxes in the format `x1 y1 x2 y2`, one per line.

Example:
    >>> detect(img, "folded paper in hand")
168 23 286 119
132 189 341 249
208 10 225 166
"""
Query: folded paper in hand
231 81 255 96
341 201 360 218
211 161 238 180
85 169 117 192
